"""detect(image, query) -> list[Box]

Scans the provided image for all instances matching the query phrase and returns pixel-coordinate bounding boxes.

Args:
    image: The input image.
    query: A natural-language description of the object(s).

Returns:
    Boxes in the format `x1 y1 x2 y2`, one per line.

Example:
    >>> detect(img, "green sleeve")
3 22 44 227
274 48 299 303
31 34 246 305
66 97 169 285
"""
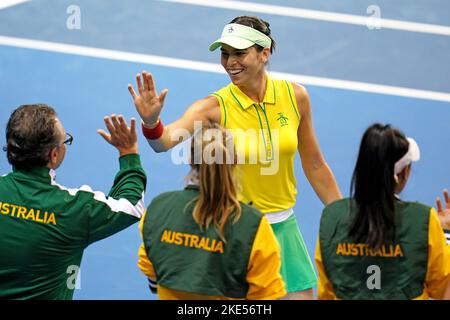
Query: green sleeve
86 153 147 245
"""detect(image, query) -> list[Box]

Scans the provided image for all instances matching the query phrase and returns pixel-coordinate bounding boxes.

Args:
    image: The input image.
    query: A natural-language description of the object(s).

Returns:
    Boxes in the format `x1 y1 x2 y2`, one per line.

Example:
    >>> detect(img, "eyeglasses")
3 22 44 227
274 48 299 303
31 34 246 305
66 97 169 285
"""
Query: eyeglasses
63 133 73 145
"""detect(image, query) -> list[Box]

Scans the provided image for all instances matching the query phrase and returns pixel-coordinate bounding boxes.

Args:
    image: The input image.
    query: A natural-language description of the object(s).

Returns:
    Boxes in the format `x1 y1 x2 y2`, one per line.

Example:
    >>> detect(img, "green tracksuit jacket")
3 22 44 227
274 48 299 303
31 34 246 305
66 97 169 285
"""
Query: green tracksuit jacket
0 154 146 299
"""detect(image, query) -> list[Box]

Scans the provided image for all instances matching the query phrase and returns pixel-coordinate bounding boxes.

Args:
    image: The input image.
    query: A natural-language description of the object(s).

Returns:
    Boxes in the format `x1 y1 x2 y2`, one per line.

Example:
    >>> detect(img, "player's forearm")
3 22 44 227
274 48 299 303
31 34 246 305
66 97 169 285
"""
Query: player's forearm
304 162 342 205
145 129 173 153
142 121 186 153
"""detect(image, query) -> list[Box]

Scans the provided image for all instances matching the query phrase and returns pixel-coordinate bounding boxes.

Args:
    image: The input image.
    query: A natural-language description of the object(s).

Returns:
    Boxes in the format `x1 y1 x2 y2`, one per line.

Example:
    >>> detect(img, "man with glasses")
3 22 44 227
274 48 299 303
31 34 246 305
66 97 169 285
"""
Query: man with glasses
0 104 146 299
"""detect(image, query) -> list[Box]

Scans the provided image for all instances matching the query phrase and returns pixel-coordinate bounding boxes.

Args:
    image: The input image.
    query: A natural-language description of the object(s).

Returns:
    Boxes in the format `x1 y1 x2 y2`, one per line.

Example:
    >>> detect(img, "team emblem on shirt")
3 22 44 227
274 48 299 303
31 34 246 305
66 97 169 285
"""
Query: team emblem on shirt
276 112 289 127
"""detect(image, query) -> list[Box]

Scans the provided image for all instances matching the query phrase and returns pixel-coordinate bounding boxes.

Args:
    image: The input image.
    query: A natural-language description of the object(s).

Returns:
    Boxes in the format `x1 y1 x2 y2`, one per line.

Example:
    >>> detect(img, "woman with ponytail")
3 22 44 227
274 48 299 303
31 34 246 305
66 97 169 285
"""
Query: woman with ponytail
137 123 286 299
315 123 450 299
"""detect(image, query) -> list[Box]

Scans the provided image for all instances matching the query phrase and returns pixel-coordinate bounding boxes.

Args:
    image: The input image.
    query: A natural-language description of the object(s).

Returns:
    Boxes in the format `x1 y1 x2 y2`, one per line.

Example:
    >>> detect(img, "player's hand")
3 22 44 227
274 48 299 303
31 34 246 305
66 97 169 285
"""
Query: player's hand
128 71 168 127
98 115 138 156
436 189 450 230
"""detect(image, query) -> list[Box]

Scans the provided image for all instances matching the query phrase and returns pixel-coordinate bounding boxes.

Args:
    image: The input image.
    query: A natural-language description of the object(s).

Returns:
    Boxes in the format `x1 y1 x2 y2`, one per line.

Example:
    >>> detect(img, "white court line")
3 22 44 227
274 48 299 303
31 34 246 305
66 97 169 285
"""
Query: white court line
161 0 450 37
0 0 30 10
0 35 449 103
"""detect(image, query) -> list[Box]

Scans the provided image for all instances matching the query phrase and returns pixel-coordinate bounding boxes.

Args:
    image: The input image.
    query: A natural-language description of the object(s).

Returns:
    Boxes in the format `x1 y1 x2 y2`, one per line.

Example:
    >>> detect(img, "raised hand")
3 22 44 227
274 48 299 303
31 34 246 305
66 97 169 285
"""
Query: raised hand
436 189 450 230
128 71 168 127
98 115 138 156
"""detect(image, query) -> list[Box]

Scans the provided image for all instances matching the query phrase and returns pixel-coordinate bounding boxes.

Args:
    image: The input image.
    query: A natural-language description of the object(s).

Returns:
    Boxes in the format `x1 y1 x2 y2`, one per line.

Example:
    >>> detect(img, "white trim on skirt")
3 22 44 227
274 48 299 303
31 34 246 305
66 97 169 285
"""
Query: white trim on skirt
265 207 294 224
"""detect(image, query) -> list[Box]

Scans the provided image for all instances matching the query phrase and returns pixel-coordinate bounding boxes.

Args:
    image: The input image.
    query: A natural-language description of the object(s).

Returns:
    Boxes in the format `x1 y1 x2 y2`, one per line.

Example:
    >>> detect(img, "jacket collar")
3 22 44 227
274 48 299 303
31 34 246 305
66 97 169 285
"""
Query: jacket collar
12 166 54 183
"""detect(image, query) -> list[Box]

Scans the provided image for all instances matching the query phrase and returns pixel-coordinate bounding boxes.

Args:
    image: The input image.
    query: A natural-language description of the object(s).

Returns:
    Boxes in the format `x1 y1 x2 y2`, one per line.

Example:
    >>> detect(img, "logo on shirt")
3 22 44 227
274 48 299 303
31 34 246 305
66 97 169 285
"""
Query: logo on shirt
336 243 404 258
0 201 57 225
276 112 289 127
228 26 234 33
160 229 224 253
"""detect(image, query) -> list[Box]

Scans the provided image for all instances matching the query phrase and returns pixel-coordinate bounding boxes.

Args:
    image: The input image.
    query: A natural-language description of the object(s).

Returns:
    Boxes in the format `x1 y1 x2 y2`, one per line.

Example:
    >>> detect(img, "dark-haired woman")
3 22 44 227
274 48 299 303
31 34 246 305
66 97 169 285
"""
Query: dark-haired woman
315 123 450 299
129 16 342 299
137 124 286 299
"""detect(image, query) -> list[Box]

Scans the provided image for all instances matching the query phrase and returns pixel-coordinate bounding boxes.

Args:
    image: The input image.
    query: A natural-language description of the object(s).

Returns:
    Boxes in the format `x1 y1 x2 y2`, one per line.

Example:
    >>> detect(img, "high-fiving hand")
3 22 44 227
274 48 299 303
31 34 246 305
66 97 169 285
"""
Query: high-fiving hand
98 114 138 157
128 71 168 127
436 189 450 230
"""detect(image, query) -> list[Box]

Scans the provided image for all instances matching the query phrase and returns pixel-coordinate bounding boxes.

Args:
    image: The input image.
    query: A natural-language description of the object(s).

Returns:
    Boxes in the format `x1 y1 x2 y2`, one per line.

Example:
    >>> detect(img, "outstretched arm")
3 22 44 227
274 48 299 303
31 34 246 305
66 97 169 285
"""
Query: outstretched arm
78 115 147 245
128 71 220 152
294 83 342 205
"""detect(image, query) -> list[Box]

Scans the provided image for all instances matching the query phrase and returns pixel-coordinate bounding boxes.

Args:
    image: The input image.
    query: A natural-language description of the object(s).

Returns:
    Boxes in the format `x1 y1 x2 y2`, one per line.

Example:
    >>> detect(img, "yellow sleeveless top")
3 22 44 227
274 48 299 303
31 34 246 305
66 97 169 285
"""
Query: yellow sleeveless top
212 75 301 213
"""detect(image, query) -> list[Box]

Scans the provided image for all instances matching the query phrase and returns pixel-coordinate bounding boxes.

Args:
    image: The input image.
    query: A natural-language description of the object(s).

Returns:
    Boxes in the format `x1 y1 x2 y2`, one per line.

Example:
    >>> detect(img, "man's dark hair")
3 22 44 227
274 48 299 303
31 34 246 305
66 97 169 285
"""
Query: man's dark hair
5 104 60 169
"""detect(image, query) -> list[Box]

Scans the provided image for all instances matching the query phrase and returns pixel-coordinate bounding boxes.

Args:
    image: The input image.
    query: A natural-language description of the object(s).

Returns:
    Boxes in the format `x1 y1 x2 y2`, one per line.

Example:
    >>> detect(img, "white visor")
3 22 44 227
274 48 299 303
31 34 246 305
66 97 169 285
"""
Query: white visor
394 137 420 175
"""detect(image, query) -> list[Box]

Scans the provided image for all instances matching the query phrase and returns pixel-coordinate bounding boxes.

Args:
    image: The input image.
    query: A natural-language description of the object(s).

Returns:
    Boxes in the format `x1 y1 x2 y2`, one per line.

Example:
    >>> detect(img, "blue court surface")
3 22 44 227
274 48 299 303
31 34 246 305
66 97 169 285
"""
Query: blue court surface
0 0 449 299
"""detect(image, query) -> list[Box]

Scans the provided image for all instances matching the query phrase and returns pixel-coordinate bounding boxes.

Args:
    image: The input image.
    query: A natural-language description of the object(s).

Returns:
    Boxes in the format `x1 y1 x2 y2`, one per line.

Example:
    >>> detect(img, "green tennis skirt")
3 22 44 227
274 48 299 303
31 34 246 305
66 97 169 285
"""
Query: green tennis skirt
270 214 317 292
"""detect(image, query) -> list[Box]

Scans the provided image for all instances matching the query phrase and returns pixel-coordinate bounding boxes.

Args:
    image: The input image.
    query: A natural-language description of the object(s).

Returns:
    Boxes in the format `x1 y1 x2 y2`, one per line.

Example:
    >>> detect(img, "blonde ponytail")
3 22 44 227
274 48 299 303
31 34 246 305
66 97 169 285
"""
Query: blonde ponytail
189 123 241 242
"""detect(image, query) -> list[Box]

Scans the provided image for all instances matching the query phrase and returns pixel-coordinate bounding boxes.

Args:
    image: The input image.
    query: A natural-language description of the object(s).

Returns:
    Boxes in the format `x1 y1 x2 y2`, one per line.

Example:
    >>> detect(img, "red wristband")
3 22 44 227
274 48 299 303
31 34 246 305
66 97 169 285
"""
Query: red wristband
142 120 164 140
